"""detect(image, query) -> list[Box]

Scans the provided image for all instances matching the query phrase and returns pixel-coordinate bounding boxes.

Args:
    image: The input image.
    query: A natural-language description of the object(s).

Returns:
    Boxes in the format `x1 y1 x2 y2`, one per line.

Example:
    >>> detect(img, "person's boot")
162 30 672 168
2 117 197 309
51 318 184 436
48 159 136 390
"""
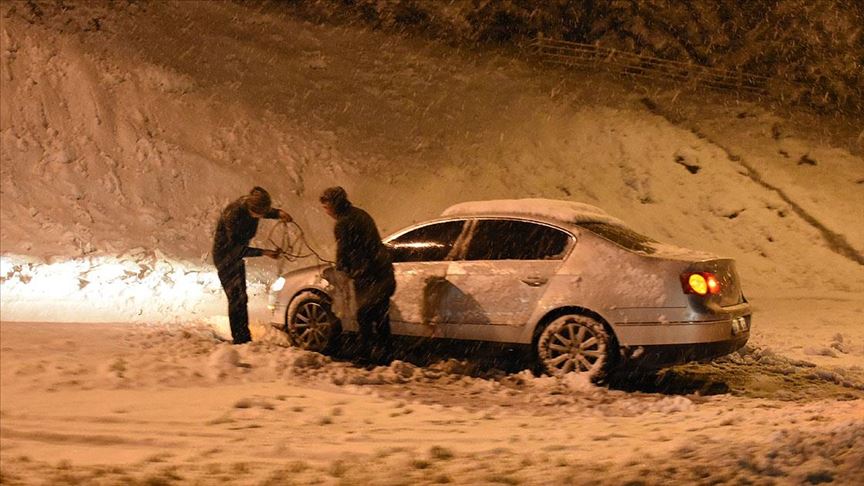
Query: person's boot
370 336 392 365
354 339 373 365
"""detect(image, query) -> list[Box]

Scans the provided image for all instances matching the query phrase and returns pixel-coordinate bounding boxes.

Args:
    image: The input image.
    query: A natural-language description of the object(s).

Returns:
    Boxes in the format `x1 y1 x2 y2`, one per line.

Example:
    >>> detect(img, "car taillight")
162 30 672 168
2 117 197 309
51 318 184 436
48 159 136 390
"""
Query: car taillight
682 272 720 295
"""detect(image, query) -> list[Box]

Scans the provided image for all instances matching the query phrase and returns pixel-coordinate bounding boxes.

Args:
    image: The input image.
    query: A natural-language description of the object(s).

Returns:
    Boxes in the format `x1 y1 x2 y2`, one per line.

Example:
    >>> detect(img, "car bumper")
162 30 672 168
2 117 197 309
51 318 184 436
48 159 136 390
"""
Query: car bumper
612 312 751 367
613 314 751 346
622 334 749 368
268 303 287 329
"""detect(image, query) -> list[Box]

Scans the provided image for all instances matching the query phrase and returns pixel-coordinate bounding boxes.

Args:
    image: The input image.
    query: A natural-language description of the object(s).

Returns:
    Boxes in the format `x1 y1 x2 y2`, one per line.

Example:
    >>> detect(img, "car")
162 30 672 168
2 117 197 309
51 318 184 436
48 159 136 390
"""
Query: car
268 199 751 379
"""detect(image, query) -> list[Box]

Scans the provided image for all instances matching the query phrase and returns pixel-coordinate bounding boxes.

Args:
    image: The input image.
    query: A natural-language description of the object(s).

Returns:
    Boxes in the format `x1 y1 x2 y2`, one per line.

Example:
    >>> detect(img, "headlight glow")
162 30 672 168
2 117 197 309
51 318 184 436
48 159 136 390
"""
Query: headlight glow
271 277 286 292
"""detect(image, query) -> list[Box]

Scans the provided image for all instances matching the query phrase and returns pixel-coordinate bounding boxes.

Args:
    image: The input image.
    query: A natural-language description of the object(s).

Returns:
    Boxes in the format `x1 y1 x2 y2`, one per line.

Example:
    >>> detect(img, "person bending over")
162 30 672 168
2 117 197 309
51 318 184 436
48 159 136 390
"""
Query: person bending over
212 186 291 344
320 186 395 359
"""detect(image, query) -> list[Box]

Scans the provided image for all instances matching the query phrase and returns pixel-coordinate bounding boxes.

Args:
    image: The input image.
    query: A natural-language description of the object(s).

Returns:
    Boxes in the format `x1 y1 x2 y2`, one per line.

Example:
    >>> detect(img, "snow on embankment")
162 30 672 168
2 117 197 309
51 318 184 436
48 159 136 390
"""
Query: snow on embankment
0 2 353 322
1 1 861 323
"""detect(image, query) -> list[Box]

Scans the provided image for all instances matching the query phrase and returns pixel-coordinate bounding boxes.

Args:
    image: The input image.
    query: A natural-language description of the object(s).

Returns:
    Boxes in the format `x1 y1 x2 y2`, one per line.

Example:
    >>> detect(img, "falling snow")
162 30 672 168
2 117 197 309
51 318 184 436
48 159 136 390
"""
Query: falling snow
1 1 862 485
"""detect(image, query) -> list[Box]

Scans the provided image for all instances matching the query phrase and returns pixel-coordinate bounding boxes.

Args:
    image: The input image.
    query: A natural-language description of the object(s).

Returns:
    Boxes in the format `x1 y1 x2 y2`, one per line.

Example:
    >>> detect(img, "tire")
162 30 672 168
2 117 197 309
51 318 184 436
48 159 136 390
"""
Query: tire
285 291 341 353
536 314 614 381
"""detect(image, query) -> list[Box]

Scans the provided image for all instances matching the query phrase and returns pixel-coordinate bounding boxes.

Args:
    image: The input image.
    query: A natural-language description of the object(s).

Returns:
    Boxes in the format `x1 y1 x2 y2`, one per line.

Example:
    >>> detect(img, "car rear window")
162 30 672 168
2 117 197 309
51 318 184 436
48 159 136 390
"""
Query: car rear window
577 222 657 254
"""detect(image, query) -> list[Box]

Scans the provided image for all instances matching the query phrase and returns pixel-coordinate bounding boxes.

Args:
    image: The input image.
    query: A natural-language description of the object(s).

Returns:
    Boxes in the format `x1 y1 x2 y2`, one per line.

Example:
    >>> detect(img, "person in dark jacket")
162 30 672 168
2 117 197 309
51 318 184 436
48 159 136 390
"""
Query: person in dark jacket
213 186 291 344
320 187 395 358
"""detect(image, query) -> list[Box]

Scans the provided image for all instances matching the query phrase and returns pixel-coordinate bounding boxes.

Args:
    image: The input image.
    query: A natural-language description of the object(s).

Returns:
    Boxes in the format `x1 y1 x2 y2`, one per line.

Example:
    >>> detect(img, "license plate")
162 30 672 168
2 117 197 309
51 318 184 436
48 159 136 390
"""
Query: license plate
731 316 750 335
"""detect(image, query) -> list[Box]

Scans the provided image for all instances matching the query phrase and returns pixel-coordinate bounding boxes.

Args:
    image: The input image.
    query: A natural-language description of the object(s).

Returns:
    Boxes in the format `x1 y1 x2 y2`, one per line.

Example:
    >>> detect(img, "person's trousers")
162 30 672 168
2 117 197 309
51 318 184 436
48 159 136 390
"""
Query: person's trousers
217 262 251 344
357 295 392 342
355 277 396 345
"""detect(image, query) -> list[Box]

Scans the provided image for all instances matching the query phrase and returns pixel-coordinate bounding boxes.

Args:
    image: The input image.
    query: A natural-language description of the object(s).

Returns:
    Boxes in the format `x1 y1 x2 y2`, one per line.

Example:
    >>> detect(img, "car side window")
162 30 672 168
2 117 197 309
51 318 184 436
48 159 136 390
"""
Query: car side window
464 220 571 261
386 221 466 263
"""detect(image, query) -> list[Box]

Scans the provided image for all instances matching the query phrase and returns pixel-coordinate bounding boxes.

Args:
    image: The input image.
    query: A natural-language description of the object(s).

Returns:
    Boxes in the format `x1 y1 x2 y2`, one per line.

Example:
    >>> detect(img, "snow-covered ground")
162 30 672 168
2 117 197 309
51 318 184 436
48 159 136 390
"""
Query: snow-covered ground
1 1 862 484
1 304 863 485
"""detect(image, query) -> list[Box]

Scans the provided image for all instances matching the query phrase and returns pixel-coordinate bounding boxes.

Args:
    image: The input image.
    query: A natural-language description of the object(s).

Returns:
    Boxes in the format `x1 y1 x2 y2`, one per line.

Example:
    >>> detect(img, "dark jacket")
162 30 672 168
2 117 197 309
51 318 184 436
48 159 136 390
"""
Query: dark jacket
212 199 279 269
334 205 395 290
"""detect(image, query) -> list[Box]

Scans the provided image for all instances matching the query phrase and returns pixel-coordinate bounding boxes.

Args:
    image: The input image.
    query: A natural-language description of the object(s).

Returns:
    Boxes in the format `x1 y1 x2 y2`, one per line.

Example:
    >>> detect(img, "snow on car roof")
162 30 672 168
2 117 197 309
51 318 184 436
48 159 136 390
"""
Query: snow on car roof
442 199 720 260
441 198 628 227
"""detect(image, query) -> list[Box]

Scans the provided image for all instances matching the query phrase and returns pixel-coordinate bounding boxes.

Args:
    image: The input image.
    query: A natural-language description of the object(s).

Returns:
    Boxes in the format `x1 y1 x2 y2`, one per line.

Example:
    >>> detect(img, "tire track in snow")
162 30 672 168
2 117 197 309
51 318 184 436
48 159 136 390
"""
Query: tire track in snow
640 97 864 266
0 426 183 448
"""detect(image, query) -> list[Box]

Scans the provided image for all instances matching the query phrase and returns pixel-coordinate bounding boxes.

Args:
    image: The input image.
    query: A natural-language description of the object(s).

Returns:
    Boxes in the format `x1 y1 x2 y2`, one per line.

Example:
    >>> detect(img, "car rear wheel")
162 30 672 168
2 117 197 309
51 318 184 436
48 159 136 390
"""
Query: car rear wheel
286 292 341 353
536 314 612 380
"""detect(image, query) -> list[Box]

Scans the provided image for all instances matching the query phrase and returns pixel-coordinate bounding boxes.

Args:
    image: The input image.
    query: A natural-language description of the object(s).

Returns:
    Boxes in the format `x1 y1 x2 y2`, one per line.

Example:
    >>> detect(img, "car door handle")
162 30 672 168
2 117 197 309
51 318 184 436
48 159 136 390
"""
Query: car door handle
520 276 548 287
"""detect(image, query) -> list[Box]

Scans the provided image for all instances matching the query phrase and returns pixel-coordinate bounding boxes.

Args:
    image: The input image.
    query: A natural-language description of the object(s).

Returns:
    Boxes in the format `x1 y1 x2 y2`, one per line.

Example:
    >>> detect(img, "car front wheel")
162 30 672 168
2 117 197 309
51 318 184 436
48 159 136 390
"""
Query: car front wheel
536 314 612 380
286 291 341 353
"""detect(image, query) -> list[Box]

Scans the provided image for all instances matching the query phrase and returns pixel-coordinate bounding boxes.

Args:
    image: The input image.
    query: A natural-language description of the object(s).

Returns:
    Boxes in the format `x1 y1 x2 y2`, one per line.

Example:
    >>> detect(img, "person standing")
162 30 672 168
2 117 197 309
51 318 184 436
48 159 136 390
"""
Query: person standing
212 186 291 344
319 186 395 359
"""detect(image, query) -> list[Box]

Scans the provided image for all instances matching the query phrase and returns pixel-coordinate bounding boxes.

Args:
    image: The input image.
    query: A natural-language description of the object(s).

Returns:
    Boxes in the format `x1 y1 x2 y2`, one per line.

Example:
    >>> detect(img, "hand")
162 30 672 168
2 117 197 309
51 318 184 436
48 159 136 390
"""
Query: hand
278 209 292 223
263 249 281 259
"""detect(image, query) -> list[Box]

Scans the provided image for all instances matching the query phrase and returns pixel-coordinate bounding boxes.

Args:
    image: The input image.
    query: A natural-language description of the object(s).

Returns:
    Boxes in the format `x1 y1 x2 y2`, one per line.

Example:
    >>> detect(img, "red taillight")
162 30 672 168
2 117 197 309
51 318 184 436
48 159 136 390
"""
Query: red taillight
682 272 721 295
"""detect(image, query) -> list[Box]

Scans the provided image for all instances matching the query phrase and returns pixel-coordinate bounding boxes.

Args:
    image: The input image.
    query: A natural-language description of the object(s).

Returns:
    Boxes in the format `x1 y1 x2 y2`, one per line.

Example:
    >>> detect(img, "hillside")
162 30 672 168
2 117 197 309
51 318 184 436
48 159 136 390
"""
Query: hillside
281 0 864 113
1 0 862 324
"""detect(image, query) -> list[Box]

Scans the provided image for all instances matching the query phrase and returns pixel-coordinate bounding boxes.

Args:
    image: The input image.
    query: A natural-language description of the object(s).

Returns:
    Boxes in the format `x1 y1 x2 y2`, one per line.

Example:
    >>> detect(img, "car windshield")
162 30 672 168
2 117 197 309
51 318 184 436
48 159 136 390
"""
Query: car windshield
577 222 657 254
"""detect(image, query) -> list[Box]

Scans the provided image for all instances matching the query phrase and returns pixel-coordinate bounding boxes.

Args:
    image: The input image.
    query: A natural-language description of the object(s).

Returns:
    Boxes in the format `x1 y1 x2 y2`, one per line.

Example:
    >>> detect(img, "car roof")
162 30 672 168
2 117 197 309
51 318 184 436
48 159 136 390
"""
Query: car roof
441 198 628 228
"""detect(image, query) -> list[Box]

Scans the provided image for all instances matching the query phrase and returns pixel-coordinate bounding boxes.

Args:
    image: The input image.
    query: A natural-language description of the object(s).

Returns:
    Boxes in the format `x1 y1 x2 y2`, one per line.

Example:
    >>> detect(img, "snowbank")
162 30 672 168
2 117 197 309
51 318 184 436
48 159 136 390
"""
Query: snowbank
0 252 232 323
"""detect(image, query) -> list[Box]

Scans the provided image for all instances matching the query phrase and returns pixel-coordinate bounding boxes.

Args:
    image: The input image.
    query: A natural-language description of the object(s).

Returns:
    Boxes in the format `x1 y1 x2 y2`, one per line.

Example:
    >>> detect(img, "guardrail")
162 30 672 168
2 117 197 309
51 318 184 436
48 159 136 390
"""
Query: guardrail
533 37 778 96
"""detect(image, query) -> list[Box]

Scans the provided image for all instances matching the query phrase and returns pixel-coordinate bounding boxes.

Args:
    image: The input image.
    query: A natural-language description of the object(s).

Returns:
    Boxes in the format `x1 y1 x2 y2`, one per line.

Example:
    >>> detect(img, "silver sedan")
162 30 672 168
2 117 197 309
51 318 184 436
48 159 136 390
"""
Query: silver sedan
268 199 751 379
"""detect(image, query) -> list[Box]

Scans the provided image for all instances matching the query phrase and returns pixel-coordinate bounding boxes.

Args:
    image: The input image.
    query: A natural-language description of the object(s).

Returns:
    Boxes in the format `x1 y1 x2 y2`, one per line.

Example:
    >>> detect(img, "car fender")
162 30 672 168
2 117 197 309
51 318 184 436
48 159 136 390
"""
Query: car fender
272 265 362 333
520 286 618 345
271 265 330 323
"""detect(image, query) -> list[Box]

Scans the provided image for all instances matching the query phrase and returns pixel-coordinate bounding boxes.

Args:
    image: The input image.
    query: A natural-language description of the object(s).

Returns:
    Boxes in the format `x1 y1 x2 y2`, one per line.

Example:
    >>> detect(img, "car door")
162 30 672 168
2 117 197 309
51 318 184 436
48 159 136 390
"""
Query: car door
443 219 573 330
384 220 468 336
